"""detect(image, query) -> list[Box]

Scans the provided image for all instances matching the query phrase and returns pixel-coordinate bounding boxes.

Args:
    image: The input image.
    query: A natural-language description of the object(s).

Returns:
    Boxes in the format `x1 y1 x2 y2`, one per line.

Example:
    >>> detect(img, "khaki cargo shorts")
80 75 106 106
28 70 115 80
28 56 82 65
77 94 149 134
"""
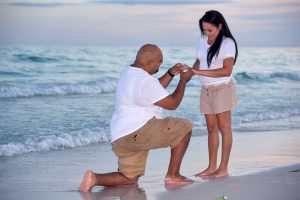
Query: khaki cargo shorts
112 117 193 178
200 79 238 114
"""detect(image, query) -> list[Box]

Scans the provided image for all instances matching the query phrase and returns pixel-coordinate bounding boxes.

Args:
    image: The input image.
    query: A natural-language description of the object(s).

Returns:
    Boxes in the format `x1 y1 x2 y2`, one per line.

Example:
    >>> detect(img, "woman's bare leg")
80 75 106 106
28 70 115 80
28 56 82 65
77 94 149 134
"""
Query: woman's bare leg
195 114 219 177
205 111 232 179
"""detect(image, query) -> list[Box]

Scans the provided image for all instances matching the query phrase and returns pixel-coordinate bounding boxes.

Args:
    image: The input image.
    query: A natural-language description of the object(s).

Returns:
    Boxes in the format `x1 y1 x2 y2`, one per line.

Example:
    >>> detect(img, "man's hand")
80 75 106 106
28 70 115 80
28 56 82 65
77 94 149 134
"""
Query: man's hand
180 67 193 83
169 63 186 76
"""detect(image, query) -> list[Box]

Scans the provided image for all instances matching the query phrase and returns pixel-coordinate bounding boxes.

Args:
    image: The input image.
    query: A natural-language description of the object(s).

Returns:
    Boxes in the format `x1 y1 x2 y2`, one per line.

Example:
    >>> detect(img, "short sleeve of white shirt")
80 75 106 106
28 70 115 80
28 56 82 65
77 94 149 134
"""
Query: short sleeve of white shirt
134 76 169 106
221 38 236 59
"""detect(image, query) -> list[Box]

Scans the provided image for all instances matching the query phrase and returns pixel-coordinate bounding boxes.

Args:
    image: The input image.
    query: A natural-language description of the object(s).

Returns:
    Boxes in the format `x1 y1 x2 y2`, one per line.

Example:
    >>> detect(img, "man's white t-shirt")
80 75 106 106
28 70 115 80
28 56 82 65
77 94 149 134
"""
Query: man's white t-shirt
110 66 169 142
197 36 236 86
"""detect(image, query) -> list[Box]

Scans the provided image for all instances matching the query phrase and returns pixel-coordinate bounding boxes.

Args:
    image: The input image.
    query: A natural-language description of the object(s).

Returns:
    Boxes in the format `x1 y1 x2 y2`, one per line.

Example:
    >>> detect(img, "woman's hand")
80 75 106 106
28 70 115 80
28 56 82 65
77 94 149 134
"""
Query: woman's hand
192 69 202 75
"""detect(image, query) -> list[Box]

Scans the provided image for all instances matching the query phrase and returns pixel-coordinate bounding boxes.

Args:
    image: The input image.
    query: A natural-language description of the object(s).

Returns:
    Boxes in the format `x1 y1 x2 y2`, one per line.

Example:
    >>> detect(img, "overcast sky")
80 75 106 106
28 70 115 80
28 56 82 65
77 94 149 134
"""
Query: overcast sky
0 0 299 47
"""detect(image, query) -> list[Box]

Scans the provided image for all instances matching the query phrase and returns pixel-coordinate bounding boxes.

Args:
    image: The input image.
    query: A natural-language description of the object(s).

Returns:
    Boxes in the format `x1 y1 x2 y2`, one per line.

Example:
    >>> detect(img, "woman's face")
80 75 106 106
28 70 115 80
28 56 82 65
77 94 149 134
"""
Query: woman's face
202 22 221 43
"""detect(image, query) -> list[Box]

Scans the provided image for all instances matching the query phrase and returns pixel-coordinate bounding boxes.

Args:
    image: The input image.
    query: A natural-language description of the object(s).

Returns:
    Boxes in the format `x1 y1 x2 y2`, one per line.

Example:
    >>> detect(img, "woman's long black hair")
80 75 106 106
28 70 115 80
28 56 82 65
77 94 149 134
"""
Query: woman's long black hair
199 10 238 67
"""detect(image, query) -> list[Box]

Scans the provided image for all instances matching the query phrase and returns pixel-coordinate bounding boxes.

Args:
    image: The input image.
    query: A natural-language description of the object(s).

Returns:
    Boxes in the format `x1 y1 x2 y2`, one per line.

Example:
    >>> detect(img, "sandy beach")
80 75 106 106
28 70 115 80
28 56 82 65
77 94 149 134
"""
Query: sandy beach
0 129 299 200
157 163 300 200
1 1 300 198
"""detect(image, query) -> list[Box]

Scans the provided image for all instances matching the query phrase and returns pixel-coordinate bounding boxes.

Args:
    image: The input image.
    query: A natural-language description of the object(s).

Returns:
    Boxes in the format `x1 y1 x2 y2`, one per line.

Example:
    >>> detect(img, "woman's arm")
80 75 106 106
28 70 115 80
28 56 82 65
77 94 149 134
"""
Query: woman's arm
192 58 200 70
192 57 234 77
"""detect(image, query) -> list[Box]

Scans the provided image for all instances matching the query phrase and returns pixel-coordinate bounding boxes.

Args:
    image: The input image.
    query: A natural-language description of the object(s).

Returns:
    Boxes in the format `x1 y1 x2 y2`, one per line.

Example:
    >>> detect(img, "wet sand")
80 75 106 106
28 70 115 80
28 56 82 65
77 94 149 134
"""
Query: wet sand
0 129 299 200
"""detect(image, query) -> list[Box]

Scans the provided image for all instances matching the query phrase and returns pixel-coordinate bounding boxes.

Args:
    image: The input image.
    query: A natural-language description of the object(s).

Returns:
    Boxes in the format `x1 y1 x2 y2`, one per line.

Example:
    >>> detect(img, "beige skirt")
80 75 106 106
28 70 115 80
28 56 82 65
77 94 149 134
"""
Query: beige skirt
200 79 238 114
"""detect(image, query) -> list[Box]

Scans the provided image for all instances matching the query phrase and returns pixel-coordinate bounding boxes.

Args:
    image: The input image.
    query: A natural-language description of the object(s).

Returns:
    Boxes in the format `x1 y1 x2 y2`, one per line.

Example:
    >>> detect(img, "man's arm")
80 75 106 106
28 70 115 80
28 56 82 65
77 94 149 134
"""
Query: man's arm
192 58 200 70
155 69 193 110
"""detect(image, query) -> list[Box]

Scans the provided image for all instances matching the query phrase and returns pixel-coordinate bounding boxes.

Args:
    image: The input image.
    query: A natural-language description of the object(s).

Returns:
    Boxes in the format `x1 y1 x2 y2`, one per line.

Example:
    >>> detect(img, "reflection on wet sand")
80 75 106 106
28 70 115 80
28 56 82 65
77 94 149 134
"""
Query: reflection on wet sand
80 184 147 200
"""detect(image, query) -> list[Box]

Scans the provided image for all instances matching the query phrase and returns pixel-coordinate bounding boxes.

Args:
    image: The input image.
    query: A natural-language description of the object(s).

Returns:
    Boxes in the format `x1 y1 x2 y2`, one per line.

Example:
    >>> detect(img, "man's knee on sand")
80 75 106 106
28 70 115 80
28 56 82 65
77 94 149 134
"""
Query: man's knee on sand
183 118 193 131
124 175 139 185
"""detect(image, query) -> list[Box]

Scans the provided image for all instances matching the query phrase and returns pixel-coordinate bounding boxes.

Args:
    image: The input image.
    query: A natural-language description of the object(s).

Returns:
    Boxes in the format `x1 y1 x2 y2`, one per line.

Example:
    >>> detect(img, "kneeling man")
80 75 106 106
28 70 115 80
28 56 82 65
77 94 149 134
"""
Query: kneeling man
79 44 193 192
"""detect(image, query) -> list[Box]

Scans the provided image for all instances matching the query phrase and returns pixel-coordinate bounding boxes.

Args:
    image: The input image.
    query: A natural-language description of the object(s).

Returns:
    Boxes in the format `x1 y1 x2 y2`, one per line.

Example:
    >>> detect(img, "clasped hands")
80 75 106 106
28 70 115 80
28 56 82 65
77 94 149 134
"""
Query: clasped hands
169 63 197 83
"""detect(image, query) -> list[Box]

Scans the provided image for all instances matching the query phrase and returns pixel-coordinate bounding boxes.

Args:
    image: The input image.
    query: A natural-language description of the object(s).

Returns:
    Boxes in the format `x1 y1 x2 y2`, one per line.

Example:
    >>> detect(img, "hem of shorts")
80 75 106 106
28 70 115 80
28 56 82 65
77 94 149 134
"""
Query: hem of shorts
121 171 145 178
201 105 237 114
201 78 232 87
169 125 192 149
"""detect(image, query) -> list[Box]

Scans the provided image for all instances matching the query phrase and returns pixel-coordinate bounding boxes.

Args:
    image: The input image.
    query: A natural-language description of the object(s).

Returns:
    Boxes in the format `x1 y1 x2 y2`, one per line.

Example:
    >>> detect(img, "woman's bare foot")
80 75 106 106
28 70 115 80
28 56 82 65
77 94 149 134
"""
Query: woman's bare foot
203 169 228 179
79 170 96 192
195 167 217 178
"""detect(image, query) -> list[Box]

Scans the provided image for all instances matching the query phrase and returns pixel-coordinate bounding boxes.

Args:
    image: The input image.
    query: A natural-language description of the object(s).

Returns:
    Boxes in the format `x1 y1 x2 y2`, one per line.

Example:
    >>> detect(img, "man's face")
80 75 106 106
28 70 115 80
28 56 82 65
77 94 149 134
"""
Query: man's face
152 53 163 74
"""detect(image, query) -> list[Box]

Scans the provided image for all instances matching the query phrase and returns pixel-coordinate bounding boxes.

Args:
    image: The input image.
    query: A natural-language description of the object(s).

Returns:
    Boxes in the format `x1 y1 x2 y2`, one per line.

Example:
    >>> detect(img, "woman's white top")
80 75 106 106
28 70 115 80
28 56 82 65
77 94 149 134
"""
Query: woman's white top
196 36 236 86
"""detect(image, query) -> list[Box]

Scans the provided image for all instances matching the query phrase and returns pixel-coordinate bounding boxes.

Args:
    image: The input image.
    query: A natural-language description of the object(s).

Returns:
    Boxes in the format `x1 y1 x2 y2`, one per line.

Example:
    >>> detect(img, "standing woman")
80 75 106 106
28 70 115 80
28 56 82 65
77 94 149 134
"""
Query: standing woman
192 10 238 179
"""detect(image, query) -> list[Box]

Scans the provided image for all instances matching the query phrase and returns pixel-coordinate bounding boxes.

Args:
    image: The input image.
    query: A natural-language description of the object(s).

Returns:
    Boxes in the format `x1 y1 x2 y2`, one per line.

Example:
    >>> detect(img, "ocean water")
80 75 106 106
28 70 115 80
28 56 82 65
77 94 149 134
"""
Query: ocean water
0 45 299 157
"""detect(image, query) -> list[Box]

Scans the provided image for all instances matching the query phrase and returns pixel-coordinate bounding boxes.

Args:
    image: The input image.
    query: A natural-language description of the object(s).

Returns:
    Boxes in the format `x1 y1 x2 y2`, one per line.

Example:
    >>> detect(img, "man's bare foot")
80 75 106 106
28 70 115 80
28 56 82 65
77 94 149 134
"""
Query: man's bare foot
79 170 96 192
164 180 191 190
195 167 217 178
203 169 228 179
164 174 193 185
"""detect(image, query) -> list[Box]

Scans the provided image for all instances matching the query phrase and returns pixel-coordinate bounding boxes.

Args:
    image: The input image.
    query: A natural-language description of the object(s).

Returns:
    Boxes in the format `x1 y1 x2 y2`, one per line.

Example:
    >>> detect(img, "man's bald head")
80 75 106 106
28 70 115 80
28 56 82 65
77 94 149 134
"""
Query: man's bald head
135 44 163 70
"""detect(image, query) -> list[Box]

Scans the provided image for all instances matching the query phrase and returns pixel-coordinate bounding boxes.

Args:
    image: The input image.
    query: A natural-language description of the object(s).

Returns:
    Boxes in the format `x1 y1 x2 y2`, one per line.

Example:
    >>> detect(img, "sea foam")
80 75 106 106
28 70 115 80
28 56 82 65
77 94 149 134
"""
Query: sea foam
0 81 117 98
234 71 300 82
0 128 109 157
